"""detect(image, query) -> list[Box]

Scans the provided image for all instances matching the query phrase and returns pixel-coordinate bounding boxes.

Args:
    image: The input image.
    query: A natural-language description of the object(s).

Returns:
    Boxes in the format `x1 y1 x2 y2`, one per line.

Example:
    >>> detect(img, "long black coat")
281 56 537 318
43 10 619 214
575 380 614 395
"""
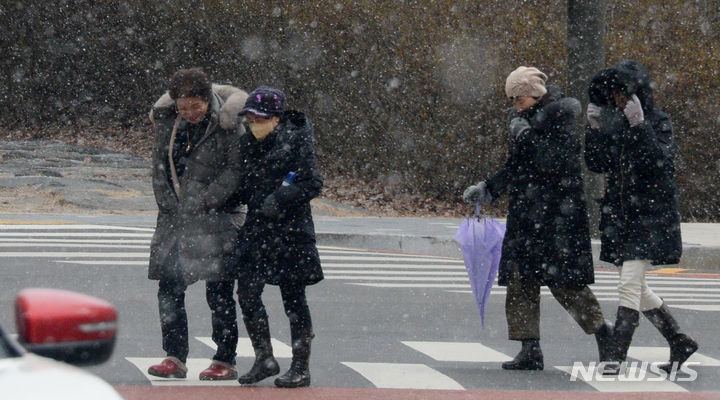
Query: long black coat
234 110 324 286
585 59 682 266
486 86 594 288
148 91 243 285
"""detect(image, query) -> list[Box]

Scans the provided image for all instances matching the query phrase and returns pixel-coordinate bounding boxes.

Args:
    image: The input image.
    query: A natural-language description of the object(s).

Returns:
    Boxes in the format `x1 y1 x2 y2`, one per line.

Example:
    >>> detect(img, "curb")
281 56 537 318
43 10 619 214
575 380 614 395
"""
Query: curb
316 233 720 272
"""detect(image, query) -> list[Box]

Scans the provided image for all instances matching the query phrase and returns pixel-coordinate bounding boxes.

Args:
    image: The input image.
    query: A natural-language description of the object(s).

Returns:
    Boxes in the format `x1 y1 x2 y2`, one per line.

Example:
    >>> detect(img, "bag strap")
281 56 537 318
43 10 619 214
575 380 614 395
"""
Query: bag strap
168 115 182 197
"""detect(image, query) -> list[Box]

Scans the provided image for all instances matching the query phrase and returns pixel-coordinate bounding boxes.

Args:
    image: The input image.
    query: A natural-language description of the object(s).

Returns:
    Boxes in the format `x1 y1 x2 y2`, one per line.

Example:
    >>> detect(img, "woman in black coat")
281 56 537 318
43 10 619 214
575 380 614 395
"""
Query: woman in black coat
585 59 696 374
463 67 612 371
146 69 246 380
231 86 323 388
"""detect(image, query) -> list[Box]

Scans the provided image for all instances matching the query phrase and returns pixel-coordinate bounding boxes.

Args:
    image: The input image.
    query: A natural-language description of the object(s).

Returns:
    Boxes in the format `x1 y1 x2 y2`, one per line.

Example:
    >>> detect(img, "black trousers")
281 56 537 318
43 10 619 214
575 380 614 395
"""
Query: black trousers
157 279 238 364
236 274 312 338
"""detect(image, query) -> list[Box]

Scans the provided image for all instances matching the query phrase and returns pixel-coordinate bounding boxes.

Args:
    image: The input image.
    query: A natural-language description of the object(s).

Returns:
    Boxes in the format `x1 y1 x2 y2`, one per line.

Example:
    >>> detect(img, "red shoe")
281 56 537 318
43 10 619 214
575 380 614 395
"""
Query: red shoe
199 360 238 381
148 357 188 378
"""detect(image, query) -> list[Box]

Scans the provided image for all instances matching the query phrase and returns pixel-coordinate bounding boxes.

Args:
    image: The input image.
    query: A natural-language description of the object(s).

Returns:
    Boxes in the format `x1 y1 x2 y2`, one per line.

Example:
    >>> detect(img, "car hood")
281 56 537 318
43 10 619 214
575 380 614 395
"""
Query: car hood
0 353 122 400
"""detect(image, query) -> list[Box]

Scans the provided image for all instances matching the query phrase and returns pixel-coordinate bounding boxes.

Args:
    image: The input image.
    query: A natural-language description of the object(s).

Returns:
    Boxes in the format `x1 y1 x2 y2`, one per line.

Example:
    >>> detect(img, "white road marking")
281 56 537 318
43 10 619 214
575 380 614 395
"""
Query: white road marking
56 260 149 265
0 232 153 237
0 224 154 231
0 239 150 244
0 252 149 258
554 365 687 392
320 255 464 263
323 270 468 276
0 243 149 249
627 347 720 366
194 337 292 358
341 362 464 390
671 305 720 311
125 358 238 386
402 341 512 363
322 263 465 270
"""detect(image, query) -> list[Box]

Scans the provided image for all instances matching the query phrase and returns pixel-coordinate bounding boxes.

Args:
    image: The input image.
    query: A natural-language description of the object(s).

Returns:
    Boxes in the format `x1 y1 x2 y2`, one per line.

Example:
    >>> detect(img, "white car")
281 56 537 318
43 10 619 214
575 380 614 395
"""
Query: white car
0 288 122 399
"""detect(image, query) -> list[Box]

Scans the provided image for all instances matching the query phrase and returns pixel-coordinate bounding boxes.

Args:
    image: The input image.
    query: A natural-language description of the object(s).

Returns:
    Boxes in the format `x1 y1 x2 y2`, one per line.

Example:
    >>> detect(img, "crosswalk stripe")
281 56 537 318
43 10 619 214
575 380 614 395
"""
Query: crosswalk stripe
0 224 154 231
327 276 472 282
3 224 718 313
353 283 470 288
447 291 720 304
125 358 238 386
553 365 687 392
0 238 150 244
402 341 512 363
323 270 469 276
194 337 292 358
0 232 153 237
320 256 464 263
671 305 720 311
627 347 720 366
341 362 464 390
322 263 465 270
56 260 149 265
0 252 149 258
0 243 149 249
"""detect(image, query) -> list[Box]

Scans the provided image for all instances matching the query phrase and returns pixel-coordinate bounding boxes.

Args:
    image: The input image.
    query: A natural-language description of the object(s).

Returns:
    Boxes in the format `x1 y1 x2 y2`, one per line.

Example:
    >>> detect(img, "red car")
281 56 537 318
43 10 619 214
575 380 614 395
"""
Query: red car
0 288 121 399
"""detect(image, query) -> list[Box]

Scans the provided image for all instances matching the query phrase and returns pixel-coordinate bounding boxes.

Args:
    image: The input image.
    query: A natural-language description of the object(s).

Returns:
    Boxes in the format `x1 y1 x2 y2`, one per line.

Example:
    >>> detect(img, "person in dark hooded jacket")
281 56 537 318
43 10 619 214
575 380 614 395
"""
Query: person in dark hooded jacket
146 68 248 381
231 86 323 388
463 67 613 371
585 59 697 374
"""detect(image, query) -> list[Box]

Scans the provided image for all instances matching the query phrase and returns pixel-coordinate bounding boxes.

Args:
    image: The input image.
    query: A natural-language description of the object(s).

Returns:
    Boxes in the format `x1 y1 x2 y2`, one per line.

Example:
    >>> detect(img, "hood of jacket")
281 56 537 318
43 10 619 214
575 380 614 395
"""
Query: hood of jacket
588 59 655 113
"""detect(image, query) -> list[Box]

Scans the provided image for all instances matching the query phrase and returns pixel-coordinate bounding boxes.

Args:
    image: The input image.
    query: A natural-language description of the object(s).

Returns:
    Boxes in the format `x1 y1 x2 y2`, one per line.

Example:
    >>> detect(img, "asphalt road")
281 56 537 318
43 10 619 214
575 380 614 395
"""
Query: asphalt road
0 216 719 397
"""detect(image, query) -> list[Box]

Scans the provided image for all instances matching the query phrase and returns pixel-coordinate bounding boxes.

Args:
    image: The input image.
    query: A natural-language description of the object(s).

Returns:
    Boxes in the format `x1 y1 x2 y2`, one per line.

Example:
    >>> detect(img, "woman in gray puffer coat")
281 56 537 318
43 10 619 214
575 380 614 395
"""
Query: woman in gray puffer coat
146 68 248 381
585 59 697 375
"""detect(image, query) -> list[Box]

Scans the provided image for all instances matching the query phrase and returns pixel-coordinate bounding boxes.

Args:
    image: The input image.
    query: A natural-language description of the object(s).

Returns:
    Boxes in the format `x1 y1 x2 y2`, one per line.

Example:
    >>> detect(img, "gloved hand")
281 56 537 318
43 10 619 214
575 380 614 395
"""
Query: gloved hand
586 103 601 129
261 194 280 218
508 117 531 139
462 181 493 205
623 94 644 127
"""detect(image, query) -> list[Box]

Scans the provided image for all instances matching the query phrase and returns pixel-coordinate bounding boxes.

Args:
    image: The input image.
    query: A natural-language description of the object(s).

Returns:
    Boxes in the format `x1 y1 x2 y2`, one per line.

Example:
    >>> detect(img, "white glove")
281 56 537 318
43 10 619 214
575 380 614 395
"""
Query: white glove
623 94 644 127
462 181 493 205
586 103 601 129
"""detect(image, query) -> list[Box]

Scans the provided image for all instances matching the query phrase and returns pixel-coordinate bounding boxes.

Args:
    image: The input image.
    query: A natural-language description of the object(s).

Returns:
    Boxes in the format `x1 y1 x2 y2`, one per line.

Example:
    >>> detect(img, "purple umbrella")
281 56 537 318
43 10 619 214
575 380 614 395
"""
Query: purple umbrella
454 205 506 328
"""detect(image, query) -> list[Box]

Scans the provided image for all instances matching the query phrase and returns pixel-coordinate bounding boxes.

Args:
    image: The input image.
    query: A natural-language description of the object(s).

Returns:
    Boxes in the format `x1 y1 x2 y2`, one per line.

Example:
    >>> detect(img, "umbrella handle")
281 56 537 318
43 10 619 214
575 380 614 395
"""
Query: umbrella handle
474 203 484 219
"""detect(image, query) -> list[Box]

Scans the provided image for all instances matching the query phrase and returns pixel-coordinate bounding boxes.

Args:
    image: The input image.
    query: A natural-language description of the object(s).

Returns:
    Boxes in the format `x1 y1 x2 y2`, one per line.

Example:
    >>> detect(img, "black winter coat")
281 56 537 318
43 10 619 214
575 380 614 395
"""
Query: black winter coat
148 91 243 285
234 111 324 286
487 86 594 288
585 59 682 266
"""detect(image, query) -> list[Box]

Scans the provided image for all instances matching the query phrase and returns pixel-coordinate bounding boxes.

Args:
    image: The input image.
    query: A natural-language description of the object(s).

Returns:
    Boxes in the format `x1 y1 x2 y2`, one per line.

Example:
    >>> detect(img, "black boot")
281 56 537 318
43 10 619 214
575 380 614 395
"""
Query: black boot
274 329 314 388
595 320 616 362
643 302 698 373
602 306 639 375
501 339 543 371
237 316 280 385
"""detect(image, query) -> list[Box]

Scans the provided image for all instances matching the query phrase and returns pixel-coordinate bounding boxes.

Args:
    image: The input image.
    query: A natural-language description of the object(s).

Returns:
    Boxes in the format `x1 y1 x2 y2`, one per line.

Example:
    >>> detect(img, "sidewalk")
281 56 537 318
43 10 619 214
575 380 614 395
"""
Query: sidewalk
313 216 720 273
